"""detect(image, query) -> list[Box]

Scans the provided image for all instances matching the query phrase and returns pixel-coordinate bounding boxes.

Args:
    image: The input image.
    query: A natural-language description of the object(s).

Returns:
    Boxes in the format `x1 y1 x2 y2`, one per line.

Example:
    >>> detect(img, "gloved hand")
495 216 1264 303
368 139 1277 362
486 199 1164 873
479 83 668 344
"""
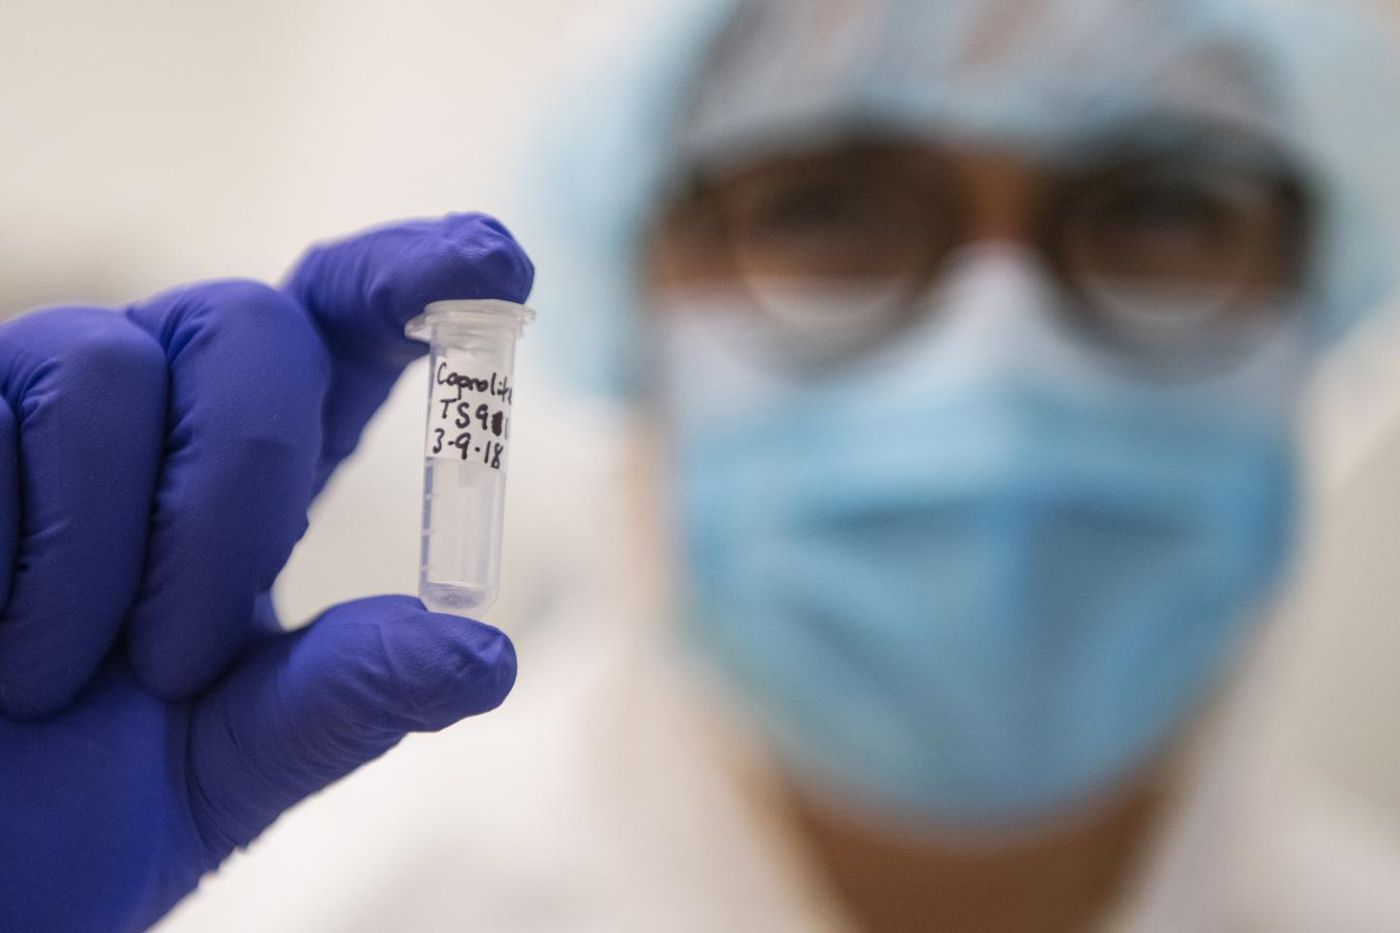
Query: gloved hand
0 213 533 933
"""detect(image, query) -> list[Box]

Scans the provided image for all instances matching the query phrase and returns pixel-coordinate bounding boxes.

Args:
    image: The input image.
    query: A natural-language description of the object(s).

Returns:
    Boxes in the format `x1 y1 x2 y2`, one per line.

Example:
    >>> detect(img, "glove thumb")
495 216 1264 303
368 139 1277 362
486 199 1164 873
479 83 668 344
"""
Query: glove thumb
185 595 515 864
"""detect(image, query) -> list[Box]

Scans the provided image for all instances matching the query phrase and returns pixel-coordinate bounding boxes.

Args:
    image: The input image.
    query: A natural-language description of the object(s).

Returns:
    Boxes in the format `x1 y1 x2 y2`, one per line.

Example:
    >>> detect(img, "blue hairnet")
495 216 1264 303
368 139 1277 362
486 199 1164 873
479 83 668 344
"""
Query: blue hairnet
519 0 1400 399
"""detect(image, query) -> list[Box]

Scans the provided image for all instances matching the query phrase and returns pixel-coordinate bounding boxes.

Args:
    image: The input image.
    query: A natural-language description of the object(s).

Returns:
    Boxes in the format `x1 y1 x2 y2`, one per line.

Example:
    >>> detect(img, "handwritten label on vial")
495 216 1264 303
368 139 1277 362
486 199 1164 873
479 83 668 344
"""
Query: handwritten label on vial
426 357 513 469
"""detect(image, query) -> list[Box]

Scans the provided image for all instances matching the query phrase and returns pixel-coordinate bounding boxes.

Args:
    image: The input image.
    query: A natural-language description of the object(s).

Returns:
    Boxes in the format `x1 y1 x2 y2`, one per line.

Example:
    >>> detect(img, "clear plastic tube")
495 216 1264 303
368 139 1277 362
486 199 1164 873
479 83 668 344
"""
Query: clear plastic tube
405 299 534 616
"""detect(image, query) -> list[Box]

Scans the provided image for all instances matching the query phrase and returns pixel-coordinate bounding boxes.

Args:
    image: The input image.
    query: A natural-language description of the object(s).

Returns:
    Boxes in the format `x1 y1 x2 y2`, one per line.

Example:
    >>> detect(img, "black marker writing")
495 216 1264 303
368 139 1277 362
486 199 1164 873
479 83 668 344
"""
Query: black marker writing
428 360 515 470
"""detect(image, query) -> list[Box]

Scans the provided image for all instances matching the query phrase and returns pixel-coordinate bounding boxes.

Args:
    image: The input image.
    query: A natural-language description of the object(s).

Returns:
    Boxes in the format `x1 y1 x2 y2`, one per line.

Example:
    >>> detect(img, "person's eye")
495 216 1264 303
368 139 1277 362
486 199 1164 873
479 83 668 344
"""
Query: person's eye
1105 182 1231 243
747 180 882 239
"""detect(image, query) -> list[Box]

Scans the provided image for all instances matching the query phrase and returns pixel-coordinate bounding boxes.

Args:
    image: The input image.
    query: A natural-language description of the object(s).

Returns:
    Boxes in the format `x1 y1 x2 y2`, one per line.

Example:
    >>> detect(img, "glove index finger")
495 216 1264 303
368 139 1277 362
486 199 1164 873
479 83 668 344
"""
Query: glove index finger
285 213 535 487
124 281 327 700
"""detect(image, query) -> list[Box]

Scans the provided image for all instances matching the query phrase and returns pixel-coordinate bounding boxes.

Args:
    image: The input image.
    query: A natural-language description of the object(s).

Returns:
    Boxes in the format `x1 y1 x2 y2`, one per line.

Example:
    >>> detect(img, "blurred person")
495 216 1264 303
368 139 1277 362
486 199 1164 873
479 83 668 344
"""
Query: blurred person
6 0 1400 932
500 0 1400 927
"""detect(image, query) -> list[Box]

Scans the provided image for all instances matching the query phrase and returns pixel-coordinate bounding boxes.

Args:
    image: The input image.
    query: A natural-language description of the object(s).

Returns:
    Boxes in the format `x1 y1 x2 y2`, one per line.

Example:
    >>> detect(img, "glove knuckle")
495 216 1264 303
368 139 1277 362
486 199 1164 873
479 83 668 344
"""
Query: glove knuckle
200 278 292 316
3 305 164 391
146 279 331 389
197 278 312 336
216 280 331 383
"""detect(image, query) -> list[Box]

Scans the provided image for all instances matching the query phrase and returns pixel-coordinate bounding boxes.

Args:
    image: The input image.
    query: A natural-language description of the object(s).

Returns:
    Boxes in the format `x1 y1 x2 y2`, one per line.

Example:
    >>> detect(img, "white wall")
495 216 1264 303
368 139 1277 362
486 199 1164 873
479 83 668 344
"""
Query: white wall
0 0 659 303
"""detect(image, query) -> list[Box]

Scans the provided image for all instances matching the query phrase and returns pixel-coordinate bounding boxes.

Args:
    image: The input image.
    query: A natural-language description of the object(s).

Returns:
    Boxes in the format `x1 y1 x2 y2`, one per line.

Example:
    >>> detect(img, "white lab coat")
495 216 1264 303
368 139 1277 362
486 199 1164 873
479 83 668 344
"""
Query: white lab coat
156 592 1400 932
156 376 1400 933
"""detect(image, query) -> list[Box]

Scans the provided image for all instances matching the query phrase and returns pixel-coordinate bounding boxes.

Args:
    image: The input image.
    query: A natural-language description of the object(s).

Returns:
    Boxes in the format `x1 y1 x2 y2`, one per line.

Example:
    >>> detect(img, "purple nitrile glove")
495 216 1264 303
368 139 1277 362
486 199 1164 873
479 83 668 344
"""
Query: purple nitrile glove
0 213 533 933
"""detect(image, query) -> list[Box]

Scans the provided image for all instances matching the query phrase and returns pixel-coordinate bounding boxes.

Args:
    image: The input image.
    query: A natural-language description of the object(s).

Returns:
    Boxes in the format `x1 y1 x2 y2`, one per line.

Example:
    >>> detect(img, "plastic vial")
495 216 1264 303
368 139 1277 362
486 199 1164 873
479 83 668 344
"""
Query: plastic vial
405 299 534 616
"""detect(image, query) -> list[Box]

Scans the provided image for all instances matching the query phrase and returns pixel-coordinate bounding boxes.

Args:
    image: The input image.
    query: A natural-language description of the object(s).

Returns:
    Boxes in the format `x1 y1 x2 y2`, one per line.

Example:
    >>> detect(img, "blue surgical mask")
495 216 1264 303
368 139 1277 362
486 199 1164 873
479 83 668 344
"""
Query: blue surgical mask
657 249 1310 827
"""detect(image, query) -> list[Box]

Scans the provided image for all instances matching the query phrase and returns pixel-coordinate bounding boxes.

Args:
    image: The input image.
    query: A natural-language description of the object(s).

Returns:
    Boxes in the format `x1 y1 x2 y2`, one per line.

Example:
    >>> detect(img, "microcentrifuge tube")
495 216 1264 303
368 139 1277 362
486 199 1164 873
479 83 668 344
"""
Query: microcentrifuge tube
405 299 535 616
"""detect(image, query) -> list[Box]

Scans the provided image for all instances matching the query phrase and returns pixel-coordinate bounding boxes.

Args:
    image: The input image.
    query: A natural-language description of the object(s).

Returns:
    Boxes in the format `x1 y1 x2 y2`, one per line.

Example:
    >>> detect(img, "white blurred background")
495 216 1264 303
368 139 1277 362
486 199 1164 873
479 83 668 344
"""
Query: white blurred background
1 0 1399 883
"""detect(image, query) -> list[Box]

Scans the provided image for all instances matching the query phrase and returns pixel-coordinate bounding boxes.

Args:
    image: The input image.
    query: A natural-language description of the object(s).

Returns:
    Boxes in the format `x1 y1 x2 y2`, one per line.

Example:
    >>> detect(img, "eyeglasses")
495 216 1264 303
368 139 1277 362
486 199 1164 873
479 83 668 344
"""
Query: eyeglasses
665 131 1312 370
